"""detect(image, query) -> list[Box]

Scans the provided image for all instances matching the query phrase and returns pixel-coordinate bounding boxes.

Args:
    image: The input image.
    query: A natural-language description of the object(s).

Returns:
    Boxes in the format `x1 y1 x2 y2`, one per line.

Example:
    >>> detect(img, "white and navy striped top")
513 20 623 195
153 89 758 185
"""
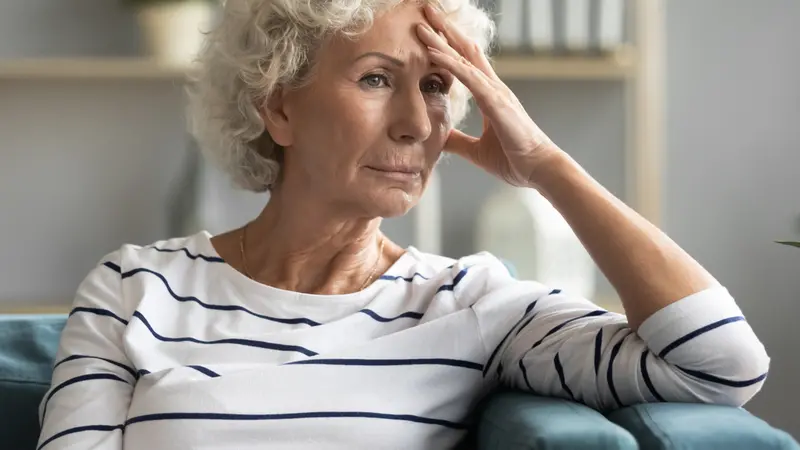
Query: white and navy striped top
38 231 770 450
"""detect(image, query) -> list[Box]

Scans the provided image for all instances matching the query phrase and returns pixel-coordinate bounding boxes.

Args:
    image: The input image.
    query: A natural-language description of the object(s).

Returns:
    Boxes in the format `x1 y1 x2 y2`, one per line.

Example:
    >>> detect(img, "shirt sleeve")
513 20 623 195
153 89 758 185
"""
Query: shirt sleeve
37 251 135 450
467 255 770 412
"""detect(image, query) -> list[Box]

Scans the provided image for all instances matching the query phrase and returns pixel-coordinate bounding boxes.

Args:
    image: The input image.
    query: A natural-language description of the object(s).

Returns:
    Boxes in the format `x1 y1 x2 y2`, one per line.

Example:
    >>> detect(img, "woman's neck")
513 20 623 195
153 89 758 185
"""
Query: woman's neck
239 189 393 295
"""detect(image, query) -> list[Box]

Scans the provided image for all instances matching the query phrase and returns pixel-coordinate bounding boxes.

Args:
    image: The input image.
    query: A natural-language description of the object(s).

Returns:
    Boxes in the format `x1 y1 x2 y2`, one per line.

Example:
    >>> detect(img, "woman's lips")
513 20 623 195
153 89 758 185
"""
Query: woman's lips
365 166 422 182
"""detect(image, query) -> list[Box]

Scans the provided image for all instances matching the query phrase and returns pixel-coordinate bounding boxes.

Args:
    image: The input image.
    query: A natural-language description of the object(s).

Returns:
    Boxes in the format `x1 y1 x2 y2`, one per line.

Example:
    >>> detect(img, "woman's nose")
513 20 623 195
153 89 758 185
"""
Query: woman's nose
388 88 433 144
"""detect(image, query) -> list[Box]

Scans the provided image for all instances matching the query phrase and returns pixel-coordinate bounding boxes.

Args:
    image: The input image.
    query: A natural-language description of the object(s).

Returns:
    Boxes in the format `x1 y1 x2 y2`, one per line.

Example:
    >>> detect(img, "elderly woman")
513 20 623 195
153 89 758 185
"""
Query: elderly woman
38 1 769 449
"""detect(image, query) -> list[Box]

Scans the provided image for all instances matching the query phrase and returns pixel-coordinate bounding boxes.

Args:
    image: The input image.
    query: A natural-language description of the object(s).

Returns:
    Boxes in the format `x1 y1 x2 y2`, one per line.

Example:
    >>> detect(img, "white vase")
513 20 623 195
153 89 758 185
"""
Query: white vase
476 184 596 299
137 1 215 66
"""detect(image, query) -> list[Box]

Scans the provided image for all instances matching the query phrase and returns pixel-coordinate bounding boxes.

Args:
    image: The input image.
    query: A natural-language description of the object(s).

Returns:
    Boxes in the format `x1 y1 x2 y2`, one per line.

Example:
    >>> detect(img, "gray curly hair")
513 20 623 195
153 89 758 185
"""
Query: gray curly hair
187 0 495 192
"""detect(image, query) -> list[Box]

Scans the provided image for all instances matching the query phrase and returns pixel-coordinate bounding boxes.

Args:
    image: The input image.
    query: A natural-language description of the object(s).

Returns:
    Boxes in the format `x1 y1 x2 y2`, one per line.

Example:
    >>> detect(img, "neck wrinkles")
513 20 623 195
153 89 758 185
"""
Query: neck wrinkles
243 188 385 295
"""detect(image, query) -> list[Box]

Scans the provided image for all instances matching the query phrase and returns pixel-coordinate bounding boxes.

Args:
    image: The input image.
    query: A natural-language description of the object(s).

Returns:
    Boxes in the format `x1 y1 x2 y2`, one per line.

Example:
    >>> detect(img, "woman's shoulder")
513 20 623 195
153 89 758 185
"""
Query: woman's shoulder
399 248 535 312
104 230 222 271
71 231 220 320
403 247 514 282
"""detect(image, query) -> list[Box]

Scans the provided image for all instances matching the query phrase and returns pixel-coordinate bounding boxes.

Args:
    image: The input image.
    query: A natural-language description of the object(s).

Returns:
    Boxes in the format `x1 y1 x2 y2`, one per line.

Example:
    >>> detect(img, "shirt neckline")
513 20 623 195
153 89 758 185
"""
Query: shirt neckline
196 230 419 304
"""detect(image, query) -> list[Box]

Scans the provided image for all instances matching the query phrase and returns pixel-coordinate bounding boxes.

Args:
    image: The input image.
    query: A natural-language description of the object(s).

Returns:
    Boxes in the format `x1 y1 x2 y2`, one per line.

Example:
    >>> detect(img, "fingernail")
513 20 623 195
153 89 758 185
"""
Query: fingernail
420 23 434 33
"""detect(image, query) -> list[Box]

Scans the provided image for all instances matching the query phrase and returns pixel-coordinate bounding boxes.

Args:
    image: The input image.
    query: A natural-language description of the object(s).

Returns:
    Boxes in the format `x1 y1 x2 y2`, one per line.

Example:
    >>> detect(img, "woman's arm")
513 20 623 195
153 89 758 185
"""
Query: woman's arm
532 151 716 330
419 5 769 409
38 252 134 450
503 286 768 410
466 260 769 411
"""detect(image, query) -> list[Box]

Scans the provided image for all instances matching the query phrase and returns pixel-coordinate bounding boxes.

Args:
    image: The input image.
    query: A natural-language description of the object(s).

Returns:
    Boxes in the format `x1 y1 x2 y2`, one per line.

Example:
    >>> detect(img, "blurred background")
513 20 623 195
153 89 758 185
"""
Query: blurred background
0 0 798 437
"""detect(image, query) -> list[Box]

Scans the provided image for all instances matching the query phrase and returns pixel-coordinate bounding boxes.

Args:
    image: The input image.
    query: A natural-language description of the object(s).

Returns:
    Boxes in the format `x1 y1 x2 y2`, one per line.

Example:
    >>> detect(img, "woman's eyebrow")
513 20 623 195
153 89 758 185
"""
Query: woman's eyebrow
352 51 441 71
353 51 406 67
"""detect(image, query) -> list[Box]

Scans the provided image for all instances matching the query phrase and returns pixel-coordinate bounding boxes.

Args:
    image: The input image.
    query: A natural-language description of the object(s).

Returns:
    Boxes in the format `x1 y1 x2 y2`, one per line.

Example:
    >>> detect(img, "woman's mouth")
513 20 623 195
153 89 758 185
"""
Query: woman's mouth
365 165 422 182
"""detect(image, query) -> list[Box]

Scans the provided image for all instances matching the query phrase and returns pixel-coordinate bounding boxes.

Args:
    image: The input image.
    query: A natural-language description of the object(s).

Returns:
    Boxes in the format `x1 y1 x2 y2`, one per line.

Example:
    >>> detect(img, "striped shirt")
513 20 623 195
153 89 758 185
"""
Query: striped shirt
38 231 769 450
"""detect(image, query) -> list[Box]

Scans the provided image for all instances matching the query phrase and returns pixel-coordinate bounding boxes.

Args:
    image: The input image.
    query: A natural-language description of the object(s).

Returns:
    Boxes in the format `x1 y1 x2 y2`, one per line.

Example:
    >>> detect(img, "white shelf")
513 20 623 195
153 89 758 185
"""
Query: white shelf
0 58 190 80
492 47 635 80
0 49 634 81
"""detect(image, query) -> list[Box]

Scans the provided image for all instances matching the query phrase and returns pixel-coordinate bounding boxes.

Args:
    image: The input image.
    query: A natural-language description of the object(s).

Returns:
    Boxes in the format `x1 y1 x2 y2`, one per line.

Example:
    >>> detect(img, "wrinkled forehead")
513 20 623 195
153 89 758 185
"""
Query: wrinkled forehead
323 3 431 63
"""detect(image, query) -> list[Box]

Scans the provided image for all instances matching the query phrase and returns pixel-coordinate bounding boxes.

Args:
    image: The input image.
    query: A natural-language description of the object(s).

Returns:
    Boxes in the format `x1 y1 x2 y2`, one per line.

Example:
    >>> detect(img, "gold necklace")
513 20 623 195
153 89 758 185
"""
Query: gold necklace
359 235 385 291
239 223 385 291
239 223 254 279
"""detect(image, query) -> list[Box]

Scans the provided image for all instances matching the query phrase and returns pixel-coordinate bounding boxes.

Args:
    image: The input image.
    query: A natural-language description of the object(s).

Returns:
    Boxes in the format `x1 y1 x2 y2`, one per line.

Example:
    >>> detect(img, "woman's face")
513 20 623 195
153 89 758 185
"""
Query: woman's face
266 3 453 219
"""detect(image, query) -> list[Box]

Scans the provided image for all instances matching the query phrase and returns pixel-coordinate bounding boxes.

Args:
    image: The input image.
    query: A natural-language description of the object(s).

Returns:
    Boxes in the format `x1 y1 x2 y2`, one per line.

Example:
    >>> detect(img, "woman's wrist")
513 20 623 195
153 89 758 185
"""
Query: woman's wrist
524 146 583 195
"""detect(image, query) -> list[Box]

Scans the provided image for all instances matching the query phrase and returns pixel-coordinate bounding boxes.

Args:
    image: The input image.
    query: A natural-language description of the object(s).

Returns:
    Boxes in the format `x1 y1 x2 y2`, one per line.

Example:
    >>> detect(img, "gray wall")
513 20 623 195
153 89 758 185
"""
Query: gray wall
0 81 188 306
0 0 138 58
664 0 800 435
1 0 798 437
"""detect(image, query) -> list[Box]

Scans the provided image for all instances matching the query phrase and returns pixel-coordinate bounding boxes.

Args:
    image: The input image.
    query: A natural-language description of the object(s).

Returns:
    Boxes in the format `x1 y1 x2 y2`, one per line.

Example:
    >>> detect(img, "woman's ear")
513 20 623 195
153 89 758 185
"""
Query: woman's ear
260 87 293 147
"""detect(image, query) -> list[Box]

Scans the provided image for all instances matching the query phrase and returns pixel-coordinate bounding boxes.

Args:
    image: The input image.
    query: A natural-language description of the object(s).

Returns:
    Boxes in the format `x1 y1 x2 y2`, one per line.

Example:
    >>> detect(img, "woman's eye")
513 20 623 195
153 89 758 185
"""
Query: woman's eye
361 74 389 88
422 78 448 94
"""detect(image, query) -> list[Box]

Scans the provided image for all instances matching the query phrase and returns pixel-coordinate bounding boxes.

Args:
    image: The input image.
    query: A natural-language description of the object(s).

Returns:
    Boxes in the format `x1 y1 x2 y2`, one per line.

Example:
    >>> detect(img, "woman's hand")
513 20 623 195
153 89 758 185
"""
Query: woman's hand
417 4 564 187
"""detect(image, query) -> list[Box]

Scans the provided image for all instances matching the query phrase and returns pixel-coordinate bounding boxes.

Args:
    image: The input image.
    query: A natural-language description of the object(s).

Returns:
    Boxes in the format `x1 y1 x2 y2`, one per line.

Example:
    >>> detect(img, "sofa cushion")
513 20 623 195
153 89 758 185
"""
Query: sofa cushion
0 315 67 450
474 390 638 450
607 403 800 450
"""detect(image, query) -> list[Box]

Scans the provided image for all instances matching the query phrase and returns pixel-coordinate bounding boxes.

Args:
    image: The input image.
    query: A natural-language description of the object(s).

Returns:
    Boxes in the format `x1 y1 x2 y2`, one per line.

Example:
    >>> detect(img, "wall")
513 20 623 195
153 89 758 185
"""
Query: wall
0 81 188 306
0 0 138 58
664 0 800 435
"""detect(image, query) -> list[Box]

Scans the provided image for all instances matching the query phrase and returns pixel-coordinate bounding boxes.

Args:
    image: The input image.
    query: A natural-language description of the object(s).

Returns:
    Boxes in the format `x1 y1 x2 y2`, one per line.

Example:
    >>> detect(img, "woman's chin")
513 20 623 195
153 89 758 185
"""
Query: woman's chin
367 188 420 218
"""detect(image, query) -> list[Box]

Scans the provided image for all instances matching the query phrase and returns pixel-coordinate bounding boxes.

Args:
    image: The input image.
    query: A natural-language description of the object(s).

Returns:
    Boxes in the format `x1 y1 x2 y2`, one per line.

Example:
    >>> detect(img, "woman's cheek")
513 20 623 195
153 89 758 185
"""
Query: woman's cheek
428 99 451 142
426 110 449 164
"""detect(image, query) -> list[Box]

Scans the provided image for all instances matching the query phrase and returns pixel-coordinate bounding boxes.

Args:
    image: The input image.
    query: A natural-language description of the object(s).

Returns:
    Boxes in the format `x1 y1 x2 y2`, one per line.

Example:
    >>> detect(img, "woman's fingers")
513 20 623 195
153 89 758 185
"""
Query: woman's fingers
422 4 499 81
420 32 495 105
444 128 481 161
417 23 495 92
417 23 461 61
422 4 466 54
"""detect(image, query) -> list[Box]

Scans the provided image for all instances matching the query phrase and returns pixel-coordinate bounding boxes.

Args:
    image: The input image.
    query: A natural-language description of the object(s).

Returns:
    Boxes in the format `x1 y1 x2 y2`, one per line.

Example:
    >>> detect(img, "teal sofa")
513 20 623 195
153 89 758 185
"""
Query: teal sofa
2 314 797 450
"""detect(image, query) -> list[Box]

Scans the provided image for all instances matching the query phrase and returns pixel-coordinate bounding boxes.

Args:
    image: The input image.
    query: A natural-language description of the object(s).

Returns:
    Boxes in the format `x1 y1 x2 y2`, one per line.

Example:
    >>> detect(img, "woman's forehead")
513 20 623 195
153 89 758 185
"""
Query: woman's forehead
329 3 430 60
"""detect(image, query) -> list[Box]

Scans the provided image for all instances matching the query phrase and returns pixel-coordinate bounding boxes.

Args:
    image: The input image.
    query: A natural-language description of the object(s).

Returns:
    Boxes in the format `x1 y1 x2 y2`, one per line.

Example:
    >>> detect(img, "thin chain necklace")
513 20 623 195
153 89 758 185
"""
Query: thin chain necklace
239 223 385 291
358 235 385 290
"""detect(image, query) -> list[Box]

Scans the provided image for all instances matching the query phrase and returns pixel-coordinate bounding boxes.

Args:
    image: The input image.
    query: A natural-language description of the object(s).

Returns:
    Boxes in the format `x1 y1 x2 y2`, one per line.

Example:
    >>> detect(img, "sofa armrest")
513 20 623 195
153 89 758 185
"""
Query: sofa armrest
473 390 638 450
607 403 799 450
0 315 68 450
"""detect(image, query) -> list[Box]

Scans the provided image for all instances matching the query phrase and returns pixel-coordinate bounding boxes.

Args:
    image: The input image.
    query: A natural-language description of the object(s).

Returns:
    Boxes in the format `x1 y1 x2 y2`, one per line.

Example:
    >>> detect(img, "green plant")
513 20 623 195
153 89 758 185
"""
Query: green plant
776 241 800 249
